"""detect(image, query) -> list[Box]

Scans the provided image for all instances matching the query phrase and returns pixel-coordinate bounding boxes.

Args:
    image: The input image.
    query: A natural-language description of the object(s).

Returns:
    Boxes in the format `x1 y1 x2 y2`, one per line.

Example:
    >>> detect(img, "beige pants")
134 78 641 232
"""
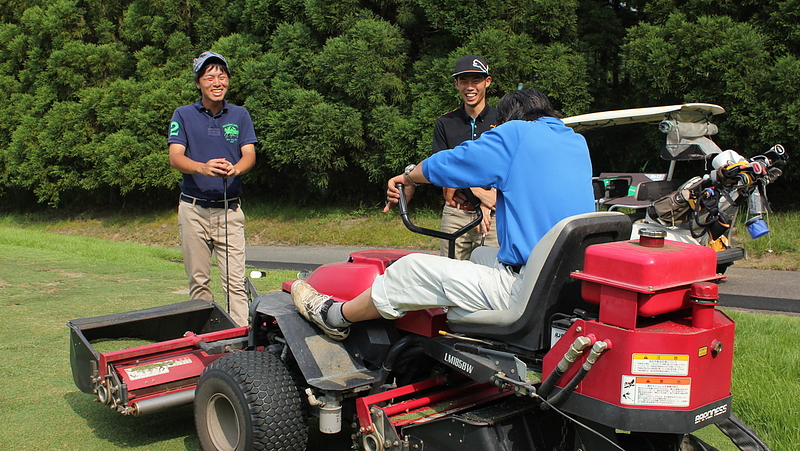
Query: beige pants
370 251 523 320
439 205 500 260
178 200 248 326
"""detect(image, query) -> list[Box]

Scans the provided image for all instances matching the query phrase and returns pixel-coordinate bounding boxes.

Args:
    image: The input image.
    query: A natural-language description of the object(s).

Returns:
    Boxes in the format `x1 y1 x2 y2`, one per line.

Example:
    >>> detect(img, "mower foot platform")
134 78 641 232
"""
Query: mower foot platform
254 291 381 391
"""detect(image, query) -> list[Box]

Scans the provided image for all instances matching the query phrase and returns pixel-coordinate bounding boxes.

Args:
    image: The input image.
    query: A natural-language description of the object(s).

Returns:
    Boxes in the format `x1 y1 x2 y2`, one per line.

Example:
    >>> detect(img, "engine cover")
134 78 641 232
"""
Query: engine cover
544 312 734 433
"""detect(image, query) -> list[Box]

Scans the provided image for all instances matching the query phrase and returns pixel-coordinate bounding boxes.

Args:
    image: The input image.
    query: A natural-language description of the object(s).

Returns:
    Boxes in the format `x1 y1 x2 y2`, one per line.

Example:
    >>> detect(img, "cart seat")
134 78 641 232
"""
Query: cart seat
446 212 632 352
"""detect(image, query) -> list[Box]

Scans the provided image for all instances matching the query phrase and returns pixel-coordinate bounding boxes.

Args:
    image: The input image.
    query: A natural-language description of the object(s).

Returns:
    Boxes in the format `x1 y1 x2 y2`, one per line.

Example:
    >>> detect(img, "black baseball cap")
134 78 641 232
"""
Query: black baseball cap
452 55 489 77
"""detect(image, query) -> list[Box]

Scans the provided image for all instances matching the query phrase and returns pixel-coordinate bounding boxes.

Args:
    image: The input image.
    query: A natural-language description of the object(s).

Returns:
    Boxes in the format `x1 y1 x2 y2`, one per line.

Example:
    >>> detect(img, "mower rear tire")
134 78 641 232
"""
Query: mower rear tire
194 351 308 451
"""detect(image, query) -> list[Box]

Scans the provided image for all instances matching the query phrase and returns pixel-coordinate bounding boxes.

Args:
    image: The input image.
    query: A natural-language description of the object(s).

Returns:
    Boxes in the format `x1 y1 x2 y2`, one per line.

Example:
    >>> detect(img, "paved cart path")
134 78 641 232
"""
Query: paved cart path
245 245 800 314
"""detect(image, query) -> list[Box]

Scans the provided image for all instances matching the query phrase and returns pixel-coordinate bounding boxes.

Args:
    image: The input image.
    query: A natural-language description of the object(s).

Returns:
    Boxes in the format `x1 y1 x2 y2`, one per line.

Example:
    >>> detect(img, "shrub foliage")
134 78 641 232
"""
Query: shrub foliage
0 0 797 206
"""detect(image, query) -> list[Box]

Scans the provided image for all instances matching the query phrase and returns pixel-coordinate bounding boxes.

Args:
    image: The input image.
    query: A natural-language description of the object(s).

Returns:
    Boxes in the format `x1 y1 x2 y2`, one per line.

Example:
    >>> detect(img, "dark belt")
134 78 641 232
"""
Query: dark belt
504 263 523 274
449 206 496 216
181 193 239 209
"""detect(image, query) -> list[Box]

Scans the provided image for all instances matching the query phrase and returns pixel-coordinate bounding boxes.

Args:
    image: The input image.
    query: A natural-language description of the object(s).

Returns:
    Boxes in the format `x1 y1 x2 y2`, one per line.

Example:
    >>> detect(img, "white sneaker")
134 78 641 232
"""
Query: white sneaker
291 280 350 341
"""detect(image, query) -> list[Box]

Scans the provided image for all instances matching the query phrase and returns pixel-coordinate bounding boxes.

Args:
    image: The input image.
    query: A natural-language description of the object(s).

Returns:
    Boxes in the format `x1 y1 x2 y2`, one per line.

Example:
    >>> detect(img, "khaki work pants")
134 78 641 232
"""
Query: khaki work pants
439 205 500 260
178 200 248 326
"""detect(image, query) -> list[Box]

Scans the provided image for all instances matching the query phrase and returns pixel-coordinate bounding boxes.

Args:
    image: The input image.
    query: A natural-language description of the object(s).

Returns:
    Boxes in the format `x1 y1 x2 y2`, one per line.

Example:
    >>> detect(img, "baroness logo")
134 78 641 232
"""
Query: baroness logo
694 403 728 424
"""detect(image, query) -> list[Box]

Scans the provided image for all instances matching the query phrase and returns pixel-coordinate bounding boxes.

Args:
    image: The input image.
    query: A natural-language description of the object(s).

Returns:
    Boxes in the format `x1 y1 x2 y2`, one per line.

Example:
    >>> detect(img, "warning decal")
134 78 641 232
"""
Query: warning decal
631 353 689 376
620 375 691 407
124 356 193 381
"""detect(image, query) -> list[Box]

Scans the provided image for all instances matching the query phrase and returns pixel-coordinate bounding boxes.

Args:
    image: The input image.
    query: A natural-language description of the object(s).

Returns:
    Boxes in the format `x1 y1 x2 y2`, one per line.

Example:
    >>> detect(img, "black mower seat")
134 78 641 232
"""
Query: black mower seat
446 211 632 352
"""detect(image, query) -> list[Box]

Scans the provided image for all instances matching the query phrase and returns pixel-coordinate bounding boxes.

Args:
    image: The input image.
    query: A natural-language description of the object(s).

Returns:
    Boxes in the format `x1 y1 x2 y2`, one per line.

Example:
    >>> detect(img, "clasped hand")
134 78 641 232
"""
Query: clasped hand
202 158 236 178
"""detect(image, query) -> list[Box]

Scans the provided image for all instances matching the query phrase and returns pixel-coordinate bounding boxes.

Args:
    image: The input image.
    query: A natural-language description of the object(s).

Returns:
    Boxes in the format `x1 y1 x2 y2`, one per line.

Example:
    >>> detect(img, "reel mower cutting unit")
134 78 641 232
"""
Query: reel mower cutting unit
68 300 248 416
68 189 771 451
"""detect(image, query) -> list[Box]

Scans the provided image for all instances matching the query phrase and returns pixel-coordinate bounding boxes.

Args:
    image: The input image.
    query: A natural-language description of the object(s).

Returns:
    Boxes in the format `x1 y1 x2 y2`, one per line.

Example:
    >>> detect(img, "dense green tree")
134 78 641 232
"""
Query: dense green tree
0 0 796 208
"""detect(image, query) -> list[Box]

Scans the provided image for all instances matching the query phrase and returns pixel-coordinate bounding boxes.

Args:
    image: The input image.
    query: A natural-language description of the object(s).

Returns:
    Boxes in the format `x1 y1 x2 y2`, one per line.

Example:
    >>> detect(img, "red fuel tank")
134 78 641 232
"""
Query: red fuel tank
573 235 721 329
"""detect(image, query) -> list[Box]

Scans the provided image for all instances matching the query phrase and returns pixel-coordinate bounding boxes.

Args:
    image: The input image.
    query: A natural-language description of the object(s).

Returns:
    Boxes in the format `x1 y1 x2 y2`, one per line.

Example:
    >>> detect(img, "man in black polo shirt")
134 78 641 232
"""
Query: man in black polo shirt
432 55 499 260
168 52 258 327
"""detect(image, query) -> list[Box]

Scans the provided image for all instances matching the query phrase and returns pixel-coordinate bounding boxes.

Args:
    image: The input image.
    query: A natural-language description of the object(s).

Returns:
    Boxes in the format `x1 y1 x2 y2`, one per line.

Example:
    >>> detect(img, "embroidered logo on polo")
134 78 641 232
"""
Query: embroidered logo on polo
222 124 239 143
169 121 180 136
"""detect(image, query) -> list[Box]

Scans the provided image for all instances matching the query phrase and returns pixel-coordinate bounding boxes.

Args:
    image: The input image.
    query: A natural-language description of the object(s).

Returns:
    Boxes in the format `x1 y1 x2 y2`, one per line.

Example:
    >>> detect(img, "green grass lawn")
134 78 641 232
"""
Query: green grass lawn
0 223 796 450
0 225 296 451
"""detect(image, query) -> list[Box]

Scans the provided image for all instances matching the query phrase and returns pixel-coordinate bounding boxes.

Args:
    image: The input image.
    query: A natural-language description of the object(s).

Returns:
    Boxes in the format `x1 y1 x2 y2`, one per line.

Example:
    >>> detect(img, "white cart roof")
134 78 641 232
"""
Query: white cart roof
563 103 725 132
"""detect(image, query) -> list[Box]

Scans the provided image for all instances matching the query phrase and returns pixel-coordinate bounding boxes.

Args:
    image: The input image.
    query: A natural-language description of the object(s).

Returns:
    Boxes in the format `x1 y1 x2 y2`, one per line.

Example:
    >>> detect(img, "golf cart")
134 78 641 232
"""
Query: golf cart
563 103 788 273
68 186 772 451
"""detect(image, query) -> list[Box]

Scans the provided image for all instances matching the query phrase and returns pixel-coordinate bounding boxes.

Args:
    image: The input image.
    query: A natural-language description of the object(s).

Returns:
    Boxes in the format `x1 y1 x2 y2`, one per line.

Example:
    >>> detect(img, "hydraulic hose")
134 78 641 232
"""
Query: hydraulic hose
538 336 593 399
370 335 422 394
546 340 609 407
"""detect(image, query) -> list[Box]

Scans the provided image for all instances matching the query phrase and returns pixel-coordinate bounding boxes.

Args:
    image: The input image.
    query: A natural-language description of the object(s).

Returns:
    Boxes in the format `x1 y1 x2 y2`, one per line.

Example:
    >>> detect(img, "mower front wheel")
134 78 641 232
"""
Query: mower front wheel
194 351 308 451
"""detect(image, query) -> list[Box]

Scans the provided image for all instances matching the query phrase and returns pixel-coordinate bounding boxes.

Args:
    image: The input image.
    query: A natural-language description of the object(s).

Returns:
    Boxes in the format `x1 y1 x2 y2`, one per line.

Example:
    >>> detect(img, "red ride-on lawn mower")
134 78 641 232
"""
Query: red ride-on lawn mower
69 189 772 451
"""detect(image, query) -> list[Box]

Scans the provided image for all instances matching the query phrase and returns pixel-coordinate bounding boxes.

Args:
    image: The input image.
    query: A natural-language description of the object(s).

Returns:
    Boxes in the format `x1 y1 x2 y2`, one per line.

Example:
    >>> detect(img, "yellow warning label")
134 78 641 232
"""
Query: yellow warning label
632 354 689 361
631 354 689 376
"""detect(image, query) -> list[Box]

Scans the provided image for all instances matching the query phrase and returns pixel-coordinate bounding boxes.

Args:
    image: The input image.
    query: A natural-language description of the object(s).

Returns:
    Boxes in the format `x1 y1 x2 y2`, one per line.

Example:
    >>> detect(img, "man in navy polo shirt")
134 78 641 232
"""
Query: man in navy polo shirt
432 55 499 260
168 51 257 327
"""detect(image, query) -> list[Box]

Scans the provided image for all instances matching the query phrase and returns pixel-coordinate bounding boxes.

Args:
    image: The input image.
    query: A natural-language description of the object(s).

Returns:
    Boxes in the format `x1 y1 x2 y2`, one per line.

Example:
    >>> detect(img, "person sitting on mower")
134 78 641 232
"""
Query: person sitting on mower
291 89 596 341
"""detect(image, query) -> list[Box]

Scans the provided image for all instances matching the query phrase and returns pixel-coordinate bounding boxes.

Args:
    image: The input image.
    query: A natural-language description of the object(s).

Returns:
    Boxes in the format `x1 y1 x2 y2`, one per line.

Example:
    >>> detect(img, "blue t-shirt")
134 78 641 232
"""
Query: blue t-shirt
168 100 258 200
422 118 595 266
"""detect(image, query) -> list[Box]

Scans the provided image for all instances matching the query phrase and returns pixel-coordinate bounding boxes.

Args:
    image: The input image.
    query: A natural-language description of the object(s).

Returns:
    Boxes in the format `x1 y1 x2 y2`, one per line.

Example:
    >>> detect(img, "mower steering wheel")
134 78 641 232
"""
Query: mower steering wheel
396 183 484 259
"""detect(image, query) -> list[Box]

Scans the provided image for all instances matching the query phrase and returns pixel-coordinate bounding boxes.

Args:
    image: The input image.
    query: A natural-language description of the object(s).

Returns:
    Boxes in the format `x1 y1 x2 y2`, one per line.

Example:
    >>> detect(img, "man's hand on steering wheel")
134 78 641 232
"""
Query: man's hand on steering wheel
384 163 431 213
384 174 417 213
